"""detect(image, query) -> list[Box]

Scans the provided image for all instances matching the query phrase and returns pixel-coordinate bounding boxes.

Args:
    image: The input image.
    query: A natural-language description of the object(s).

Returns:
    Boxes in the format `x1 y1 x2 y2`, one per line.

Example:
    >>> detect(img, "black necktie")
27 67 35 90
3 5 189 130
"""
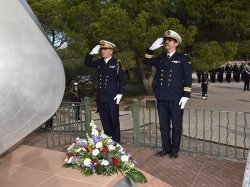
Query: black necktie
167 54 170 58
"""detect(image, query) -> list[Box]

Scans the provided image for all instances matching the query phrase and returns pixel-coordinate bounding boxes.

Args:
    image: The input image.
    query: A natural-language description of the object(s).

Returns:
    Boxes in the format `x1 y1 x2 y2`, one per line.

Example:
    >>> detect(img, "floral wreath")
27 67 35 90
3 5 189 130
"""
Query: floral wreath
64 120 147 184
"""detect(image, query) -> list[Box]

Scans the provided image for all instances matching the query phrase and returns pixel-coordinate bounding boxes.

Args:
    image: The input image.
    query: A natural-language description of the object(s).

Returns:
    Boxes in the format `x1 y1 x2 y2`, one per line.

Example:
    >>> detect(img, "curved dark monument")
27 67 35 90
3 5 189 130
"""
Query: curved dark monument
0 0 65 155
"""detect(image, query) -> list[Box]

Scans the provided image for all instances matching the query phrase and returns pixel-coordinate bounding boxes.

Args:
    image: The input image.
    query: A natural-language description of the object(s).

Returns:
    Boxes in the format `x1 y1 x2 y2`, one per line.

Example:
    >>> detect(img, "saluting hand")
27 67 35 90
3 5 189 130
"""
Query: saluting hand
89 45 100 55
149 38 164 50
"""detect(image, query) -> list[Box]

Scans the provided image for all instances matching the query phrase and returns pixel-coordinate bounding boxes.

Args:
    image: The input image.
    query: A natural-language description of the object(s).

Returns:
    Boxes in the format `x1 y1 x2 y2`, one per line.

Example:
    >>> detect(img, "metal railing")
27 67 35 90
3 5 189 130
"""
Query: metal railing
45 97 92 148
132 99 250 160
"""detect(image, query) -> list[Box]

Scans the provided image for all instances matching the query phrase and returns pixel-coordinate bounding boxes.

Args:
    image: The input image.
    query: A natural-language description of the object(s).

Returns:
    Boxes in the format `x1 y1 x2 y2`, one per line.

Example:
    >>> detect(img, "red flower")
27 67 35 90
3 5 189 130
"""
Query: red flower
112 158 119 166
91 159 98 165
85 147 91 152
67 153 73 159
102 146 109 153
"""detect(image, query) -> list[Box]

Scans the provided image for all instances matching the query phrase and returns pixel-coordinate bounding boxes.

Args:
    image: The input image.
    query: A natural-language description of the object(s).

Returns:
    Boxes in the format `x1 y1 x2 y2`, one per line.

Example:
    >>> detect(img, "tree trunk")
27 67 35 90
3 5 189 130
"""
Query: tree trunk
137 57 156 95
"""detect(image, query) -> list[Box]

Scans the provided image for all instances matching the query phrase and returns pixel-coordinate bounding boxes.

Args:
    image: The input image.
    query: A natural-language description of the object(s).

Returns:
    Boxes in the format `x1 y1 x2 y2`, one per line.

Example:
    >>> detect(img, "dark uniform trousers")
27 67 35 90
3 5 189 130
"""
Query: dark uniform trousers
71 90 81 121
202 84 208 96
217 67 224 82
157 100 183 153
99 101 120 142
144 49 192 154
243 69 250 91
201 72 208 96
209 69 216 83
225 65 232 82
84 53 125 143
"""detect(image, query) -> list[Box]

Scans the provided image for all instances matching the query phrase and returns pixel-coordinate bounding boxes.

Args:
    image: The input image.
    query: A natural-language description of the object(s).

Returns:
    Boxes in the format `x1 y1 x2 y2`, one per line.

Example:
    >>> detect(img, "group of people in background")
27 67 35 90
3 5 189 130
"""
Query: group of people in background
196 62 250 100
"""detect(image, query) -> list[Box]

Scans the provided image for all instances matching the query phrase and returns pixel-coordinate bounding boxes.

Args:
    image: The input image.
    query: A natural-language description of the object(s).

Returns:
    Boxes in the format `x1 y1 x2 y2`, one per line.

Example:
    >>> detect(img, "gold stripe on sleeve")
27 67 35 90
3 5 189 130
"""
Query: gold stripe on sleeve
144 54 153 58
184 87 191 92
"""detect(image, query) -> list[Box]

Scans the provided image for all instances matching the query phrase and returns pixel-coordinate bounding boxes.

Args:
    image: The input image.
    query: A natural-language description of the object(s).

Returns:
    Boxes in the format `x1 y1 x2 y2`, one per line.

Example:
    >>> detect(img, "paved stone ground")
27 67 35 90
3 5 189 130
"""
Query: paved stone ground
23 78 250 186
22 133 246 187
188 81 250 112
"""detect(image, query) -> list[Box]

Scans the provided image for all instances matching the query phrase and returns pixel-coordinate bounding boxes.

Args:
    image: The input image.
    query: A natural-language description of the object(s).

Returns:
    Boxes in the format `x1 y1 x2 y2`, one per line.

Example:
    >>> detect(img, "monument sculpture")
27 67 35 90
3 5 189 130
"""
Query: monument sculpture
0 0 65 155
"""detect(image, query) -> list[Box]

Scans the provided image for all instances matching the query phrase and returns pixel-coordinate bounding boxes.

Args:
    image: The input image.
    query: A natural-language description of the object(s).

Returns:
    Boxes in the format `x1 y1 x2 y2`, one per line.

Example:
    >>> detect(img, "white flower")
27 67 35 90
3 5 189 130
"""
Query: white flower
128 162 135 168
88 138 94 145
80 139 87 145
76 148 81 152
121 155 129 162
90 120 95 125
92 149 100 156
101 159 109 166
68 157 74 164
96 142 103 149
108 145 115 151
91 129 99 136
107 139 113 143
100 133 106 139
90 120 97 129
83 158 91 167
76 137 80 141
64 157 68 163
118 145 125 154
67 143 75 151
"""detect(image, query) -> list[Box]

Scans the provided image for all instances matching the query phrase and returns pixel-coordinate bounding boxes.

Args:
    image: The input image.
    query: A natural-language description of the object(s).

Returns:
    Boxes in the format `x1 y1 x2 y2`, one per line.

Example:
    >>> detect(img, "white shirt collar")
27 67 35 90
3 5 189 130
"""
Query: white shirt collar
104 56 112 63
167 51 176 57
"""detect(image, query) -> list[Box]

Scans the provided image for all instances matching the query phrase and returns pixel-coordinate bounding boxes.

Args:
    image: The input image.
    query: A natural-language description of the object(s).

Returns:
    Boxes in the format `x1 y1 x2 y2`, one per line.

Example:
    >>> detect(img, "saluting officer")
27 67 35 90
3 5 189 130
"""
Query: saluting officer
144 30 192 158
84 40 125 143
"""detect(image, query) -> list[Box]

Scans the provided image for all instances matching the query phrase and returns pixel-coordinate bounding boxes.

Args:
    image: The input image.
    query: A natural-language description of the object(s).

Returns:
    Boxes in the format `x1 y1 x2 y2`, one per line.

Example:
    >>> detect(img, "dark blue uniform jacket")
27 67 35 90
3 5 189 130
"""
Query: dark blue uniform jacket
144 48 192 100
84 53 125 102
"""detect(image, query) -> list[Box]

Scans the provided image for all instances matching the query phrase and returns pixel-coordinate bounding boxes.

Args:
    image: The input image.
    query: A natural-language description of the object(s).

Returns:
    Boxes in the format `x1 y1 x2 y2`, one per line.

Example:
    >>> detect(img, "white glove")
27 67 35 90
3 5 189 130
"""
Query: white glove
89 45 100 55
178 97 189 109
149 38 164 50
114 94 123 104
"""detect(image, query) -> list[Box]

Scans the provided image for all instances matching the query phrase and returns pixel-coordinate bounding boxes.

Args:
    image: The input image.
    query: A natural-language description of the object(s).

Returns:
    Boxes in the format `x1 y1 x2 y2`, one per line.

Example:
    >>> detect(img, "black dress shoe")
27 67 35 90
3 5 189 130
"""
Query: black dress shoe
170 152 178 158
156 148 171 157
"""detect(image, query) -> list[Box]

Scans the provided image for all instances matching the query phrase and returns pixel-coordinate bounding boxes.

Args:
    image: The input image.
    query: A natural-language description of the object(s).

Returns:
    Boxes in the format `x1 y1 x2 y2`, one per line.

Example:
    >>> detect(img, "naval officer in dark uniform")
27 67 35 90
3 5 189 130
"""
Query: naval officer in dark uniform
71 82 82 121
225 62 232 82
209 67 216 83
84 40 125 143
144 30 192 158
